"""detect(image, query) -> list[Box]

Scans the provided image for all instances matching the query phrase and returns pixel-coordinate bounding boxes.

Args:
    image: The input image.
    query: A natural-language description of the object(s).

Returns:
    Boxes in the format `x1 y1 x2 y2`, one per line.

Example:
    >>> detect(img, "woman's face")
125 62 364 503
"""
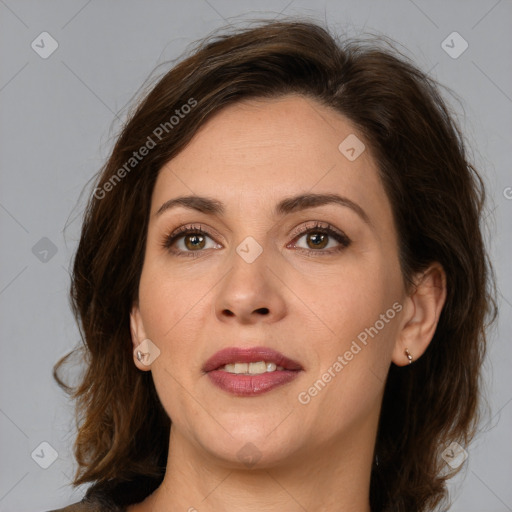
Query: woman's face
131 95 410 468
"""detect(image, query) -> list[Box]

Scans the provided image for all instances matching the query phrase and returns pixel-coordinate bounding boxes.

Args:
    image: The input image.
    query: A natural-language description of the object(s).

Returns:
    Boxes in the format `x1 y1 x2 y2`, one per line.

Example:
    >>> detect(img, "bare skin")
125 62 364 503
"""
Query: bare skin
127 95 446 512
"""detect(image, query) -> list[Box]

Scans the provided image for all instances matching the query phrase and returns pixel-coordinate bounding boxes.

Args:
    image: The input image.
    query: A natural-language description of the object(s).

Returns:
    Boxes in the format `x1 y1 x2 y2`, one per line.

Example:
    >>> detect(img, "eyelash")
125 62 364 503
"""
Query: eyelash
161 221 352 258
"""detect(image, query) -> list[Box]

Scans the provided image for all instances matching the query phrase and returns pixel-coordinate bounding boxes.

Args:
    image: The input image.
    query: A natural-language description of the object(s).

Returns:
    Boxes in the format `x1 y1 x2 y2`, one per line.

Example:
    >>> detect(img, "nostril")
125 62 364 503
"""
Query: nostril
255 307 269 315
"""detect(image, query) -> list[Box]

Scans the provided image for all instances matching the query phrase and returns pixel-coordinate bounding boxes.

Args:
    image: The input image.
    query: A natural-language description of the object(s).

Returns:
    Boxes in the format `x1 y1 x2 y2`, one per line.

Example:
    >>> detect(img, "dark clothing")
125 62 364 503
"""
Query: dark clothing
47 500 124 512
46 498 127 512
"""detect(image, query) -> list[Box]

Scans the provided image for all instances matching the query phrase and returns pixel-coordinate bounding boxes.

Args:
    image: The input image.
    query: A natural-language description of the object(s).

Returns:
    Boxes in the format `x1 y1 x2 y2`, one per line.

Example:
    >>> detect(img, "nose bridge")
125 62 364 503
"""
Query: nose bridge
214 232 286 323
235 234 266 265
227 233 271 296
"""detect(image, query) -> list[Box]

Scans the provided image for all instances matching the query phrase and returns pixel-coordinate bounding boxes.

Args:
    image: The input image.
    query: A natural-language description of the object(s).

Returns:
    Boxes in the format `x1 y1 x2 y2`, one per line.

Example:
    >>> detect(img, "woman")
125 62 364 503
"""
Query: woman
51 19 497 512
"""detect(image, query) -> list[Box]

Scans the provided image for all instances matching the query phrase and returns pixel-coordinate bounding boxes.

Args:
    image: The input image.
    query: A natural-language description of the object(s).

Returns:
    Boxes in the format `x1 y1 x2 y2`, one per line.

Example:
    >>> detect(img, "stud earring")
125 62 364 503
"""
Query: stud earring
134 338 161 367
405 347 413 364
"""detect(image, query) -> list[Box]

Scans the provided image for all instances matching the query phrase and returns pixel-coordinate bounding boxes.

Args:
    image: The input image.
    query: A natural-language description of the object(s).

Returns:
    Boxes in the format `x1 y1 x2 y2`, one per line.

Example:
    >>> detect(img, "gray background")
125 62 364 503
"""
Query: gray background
0 1 511 511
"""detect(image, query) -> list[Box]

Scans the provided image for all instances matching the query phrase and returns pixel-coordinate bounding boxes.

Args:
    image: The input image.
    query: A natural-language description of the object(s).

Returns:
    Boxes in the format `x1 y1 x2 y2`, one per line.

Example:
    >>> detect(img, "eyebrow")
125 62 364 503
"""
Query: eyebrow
155 193 372 226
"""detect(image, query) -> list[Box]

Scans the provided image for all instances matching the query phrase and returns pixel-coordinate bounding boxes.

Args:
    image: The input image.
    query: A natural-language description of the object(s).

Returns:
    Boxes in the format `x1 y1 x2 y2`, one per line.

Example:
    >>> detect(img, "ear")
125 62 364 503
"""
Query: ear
130 303 155 371
392 262 447 366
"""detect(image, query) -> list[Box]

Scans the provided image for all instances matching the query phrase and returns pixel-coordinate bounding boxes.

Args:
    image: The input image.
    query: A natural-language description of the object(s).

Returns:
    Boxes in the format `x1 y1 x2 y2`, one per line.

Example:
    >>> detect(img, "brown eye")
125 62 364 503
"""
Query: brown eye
305 232 329 249
162 225 222 257
184 233 206 250
290 222 351 254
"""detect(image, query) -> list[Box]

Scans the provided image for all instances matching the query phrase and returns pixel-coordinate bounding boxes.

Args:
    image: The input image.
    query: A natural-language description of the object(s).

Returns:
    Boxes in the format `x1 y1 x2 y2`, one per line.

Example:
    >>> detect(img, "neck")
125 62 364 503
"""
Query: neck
140 425 374 512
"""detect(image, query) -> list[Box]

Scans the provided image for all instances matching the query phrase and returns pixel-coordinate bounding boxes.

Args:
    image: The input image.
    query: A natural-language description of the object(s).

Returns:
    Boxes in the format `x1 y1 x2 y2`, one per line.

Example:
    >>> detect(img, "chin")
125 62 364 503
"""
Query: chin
192 417 304 469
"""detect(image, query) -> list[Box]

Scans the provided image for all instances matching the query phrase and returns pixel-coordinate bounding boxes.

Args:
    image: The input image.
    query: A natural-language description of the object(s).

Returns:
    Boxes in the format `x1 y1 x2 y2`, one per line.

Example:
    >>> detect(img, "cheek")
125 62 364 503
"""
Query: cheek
137 265 209 423
294 251 402 401
294 271 401 439
137 254 210 340
136 260 213 404
293 250 401 344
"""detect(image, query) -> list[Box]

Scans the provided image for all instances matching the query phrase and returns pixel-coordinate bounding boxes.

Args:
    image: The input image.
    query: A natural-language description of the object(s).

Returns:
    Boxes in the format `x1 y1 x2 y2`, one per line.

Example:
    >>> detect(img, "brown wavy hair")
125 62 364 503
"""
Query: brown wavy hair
54 19 498 511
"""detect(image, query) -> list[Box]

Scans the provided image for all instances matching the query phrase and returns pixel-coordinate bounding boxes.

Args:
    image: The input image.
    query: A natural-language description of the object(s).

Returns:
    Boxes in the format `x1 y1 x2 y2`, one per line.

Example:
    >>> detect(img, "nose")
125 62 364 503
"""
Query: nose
214 243 287 325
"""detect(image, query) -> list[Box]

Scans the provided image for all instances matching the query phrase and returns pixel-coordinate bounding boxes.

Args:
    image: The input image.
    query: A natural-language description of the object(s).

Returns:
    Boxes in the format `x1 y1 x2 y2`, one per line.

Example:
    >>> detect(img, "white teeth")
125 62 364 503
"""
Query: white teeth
266 362 277 372
221 361 284 374
249 361 267 374
234 362 248 373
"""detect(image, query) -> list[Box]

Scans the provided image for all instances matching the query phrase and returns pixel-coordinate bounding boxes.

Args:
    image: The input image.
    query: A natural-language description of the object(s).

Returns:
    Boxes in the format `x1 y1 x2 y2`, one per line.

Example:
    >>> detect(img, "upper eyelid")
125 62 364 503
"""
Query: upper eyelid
165 220 342 237
163 221 350 248
289 220 347 239
163 223 221 241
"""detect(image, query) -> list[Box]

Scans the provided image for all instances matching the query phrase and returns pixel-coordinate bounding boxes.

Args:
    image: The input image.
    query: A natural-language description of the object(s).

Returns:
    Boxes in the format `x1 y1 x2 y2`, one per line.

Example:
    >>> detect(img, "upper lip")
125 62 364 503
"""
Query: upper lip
202 346 303 373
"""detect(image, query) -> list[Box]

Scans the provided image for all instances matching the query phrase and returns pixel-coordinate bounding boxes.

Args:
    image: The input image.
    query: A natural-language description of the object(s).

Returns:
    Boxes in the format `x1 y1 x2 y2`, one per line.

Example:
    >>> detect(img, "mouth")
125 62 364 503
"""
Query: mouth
202 346 303 374
202 346 303 396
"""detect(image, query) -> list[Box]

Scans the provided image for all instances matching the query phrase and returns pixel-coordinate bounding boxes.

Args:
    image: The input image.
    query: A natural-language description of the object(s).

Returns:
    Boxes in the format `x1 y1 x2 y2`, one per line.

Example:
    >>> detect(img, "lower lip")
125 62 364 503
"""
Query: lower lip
206 369 300 396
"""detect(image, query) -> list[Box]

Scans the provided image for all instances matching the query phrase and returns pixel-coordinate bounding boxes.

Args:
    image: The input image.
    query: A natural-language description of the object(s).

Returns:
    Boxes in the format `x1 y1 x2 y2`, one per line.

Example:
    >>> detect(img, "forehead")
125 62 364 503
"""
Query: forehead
151 94 389 226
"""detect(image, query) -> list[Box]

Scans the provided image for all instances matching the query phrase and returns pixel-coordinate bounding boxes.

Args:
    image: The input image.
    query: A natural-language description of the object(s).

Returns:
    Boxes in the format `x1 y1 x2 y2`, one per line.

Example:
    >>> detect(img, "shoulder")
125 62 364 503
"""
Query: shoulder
45 474 160 512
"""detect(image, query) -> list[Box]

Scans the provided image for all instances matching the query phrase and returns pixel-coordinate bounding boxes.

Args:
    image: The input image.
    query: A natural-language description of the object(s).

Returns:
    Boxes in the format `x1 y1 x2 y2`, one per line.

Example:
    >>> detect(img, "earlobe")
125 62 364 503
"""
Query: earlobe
392 263 447 366
130 304 156 371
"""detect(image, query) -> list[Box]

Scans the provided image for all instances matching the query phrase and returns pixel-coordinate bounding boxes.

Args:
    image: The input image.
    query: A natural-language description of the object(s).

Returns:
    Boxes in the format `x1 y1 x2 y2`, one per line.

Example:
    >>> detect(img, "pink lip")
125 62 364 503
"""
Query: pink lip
202 346 303 397
202 346 303 373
